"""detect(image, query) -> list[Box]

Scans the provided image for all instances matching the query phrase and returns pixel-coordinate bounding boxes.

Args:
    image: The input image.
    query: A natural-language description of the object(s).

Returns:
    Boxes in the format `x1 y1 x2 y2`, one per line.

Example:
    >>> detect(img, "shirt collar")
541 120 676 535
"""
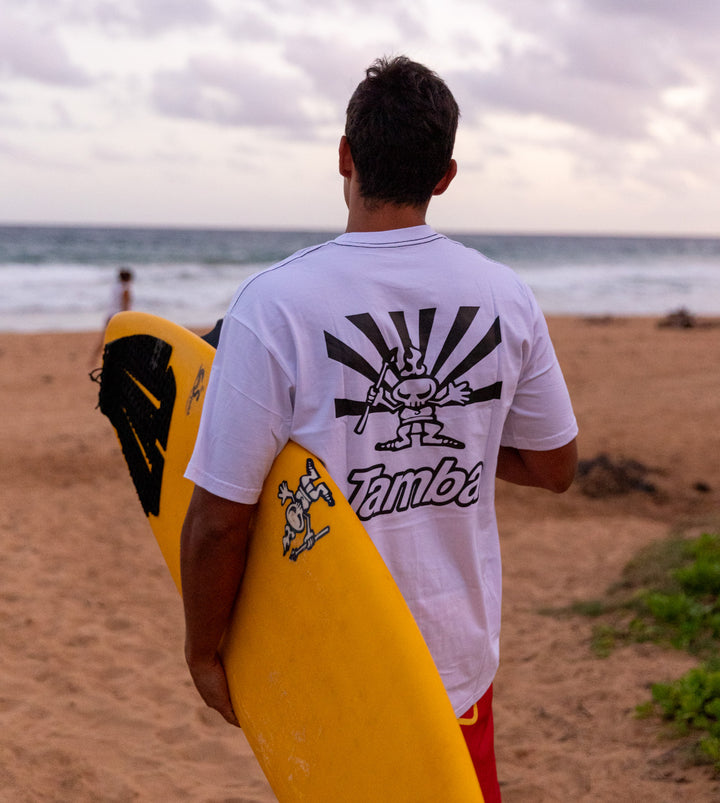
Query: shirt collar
335 225 437 246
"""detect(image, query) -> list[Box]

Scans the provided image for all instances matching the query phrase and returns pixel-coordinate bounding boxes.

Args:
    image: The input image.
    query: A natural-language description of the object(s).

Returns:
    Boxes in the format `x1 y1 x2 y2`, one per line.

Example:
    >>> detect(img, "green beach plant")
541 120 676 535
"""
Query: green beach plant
641 662 720 770
565 530 720 770
572 532 720 658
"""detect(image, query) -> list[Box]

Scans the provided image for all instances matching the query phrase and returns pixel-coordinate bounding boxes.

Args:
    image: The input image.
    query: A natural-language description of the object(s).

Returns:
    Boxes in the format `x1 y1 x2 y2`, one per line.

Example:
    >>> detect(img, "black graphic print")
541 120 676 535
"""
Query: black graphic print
278 458 335 561
325 307 503 452
98 334 176 517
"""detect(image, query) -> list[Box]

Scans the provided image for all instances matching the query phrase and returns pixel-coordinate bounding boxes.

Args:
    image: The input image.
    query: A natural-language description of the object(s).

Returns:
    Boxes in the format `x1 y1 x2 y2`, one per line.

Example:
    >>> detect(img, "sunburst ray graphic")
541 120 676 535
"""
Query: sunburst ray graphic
325 308 503 427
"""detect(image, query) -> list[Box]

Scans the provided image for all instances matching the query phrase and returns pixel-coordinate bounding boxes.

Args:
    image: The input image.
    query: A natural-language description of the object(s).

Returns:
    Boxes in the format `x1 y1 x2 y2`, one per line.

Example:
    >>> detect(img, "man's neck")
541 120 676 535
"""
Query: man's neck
345 199 430 233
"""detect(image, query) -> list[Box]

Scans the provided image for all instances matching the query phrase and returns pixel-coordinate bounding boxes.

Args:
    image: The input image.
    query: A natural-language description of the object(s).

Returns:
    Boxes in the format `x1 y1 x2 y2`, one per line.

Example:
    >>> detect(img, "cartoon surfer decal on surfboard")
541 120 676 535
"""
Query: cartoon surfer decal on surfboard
279 458 335 561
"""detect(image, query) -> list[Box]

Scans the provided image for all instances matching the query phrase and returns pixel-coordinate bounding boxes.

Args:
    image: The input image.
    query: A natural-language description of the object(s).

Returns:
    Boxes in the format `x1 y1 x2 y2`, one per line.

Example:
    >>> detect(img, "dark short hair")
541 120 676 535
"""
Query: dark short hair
345 56 459 207
118 269 133 282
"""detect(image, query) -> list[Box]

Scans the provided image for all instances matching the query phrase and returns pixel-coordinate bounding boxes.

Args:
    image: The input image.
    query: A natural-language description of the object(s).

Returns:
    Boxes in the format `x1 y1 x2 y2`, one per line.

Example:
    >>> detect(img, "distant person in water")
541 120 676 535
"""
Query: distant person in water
90 268 134 366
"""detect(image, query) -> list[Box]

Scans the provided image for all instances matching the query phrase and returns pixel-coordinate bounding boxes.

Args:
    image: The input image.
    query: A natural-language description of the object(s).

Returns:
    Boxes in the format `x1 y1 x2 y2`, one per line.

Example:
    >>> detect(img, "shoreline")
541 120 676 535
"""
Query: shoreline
2 307 719 337
2 316 720 801
2 308 719 336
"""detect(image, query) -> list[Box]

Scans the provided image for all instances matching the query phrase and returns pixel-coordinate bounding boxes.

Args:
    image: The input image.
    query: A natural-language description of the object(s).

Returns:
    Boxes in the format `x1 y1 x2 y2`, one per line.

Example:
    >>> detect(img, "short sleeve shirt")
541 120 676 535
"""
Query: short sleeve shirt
186 226 578 715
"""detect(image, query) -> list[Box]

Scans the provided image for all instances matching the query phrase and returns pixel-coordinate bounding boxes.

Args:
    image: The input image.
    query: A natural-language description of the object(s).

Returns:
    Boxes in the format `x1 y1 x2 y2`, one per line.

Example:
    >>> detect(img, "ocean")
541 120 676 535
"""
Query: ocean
1 225 719 333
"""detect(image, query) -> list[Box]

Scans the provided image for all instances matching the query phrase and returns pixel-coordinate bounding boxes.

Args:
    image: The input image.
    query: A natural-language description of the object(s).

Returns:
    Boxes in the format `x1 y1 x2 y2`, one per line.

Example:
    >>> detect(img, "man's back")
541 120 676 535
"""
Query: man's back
187 224 577 715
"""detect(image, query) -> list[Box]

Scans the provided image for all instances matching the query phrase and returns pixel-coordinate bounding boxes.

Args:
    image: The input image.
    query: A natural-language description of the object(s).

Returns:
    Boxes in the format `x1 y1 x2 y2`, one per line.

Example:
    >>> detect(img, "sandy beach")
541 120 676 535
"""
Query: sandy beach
2 315 719 802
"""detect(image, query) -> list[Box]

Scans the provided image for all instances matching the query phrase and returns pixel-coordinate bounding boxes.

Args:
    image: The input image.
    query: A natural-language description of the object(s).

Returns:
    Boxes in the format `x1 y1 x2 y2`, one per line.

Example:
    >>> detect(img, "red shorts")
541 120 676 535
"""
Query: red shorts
459 684 501 802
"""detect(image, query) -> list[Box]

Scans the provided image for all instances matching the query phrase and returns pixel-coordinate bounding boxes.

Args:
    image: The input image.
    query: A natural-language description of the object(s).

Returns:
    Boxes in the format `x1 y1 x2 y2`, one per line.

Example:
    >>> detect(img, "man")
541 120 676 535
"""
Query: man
181 56 577 801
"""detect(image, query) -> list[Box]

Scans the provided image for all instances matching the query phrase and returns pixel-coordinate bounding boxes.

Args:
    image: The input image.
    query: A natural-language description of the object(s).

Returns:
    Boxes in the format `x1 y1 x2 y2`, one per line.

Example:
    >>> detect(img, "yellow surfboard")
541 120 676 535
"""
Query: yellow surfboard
98 311 483 802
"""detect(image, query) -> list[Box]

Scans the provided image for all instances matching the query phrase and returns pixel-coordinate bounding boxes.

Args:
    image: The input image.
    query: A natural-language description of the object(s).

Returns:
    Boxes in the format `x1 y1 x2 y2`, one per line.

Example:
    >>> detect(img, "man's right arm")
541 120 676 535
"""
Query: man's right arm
180 485 256 726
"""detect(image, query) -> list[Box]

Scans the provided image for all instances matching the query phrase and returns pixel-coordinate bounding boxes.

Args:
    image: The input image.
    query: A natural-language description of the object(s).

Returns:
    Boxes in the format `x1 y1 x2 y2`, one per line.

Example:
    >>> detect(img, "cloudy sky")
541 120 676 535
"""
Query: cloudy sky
2 0 719 235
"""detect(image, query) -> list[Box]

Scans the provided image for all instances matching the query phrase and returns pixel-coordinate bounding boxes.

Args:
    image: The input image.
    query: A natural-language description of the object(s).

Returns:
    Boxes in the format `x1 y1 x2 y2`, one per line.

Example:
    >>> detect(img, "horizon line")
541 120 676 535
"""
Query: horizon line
0 220 718 241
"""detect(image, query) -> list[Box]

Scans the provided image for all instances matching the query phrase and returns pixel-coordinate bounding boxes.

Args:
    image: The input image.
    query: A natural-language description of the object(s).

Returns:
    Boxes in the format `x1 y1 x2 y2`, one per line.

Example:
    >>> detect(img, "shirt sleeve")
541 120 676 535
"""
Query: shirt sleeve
500 289 578 451
184 311 293 503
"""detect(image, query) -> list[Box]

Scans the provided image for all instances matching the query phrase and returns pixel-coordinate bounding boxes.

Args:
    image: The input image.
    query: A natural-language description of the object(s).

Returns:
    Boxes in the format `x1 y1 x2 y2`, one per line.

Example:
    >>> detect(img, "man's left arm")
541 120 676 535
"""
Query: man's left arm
496 438 578 493
180 485 256 727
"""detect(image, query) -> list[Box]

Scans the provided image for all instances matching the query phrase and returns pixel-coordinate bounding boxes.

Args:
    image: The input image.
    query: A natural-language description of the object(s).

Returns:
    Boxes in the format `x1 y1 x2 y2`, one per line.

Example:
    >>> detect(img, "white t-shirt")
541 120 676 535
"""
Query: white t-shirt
186 225 578 715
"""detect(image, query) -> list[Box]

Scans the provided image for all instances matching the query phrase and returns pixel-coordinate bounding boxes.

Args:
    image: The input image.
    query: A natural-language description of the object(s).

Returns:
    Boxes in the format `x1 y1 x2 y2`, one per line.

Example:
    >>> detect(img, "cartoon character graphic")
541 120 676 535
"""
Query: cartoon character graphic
325 307 504 453
278 458 335 561
362 345 471 451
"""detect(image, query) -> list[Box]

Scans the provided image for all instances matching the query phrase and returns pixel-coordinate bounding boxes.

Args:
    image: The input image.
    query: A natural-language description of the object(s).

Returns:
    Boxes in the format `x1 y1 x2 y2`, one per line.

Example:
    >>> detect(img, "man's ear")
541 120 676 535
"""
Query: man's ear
338 135 354 179
432 159 457 196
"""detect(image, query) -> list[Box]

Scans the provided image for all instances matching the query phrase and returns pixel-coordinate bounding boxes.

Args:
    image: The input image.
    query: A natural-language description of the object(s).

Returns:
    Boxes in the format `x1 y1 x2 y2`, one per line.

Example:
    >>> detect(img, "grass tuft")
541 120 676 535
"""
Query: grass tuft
569 530 720 771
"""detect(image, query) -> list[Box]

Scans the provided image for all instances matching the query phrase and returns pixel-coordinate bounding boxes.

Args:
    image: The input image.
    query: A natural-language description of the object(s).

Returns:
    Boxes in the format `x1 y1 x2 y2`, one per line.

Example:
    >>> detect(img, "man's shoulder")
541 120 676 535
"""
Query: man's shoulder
227 239 340 320
258 239 338 279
